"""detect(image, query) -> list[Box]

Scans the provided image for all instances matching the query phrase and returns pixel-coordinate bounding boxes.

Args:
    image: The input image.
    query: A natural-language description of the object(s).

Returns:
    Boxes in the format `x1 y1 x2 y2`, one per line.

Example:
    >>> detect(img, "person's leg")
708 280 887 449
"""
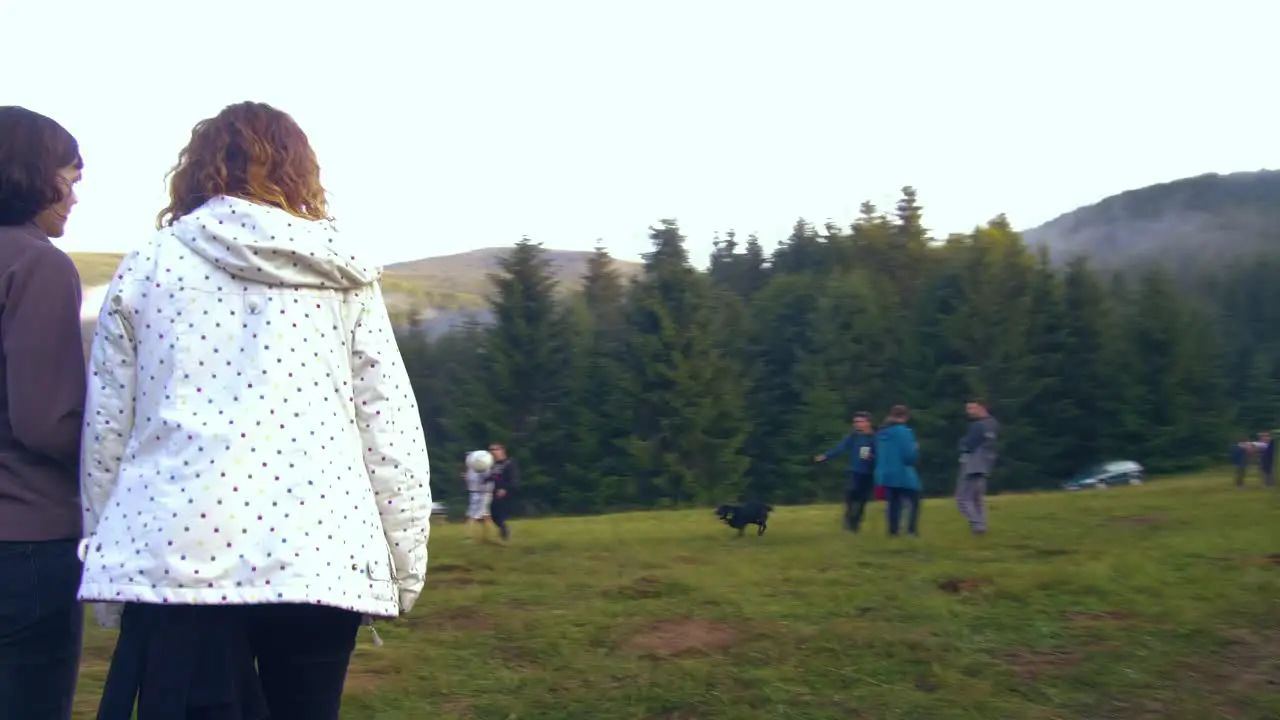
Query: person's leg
1235 464 1246 488
849 476 872 532
906 490 921 536
956 473 987 533
251 604 363 720
965 475 988 533
490 498 510 541
885 488 902 536
0 540 83 720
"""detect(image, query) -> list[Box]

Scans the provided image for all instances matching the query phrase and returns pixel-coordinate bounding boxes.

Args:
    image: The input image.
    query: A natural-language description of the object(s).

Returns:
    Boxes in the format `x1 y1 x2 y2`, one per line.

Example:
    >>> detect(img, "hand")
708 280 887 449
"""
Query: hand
814 455 826 463
496 489 507 498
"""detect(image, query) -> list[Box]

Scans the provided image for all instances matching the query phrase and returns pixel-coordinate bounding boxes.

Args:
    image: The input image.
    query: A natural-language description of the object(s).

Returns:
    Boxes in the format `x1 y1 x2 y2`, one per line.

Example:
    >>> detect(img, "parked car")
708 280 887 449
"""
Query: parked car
1063 460 1144 491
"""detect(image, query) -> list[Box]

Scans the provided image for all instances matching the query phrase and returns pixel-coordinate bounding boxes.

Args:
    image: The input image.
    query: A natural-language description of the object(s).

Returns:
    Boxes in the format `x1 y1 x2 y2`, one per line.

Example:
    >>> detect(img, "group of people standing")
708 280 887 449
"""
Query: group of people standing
463 444 519 543
1 103 433 719
815 400 999 537
1231 431 1275 488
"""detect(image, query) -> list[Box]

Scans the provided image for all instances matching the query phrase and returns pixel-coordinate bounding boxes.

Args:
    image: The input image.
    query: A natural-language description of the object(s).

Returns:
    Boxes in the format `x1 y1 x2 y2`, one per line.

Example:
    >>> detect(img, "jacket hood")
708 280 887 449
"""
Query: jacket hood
171 196 379 289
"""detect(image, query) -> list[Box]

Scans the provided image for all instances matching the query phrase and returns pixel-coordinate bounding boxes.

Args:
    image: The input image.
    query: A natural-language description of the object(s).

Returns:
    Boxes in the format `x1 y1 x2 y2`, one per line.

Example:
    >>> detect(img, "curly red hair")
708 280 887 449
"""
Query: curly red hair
157 102 331 228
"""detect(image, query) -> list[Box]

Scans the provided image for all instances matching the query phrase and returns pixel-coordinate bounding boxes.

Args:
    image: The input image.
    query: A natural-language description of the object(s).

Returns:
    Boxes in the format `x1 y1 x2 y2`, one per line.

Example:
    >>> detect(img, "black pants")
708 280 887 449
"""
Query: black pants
844 473 874 531
97 603 362 720
490 496 512 540
0 539 83 720
885 487 921 536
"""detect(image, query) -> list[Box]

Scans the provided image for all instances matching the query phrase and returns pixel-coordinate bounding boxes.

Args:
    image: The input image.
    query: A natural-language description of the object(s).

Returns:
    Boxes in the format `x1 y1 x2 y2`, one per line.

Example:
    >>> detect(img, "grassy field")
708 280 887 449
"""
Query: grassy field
72 472 1278 719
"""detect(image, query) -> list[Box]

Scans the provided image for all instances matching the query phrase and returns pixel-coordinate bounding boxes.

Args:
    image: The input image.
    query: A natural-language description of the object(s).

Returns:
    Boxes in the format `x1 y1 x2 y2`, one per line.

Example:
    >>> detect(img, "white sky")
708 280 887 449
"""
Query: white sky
4 0 1276 266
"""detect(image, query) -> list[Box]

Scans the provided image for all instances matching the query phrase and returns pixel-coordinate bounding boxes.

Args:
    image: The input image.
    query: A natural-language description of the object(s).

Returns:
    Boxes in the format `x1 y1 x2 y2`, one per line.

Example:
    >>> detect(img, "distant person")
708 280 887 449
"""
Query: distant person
0 106 87 720
956 399 998 535
814 412 877 532
874 405 921 537
487 443 520 543
1239 431 1274 488
78 102 432 720
464 452 494 541
1260 431 1275 488
1230 438 1250 487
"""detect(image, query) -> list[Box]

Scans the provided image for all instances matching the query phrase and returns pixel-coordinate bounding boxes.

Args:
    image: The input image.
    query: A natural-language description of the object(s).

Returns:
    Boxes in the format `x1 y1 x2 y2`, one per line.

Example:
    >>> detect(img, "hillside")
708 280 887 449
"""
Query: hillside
1022 170 1280 270
70 247 642 336
385 247 642 299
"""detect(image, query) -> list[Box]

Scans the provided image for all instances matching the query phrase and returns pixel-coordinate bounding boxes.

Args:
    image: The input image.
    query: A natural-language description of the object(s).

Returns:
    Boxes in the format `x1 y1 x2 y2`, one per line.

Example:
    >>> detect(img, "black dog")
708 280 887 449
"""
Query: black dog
715 501 773 536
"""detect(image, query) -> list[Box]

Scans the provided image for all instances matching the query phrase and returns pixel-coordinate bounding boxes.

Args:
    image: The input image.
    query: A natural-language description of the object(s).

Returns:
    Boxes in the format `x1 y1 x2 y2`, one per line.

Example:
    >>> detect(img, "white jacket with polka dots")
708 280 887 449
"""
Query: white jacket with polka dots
78 196 431 623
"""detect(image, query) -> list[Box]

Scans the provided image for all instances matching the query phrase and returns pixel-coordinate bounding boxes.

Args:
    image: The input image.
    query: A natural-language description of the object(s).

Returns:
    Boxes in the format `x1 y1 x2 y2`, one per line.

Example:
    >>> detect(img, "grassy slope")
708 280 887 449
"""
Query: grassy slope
73 472 1279 719
70 248 643 312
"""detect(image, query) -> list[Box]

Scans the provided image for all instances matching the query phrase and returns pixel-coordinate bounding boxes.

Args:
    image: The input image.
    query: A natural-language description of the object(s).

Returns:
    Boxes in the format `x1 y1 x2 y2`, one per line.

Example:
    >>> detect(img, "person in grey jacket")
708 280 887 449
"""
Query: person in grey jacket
956 399 998 535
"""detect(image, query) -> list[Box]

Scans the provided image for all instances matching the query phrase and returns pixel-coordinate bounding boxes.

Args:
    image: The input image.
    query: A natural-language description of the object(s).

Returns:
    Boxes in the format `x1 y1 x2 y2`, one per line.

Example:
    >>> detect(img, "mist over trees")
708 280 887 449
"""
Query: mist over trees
400 186 1280 514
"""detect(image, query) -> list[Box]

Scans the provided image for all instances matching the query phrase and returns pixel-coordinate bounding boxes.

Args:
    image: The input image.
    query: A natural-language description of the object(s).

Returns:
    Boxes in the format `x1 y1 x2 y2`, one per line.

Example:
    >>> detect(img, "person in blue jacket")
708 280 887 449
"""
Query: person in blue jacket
874 405 922 537
815 412 877 532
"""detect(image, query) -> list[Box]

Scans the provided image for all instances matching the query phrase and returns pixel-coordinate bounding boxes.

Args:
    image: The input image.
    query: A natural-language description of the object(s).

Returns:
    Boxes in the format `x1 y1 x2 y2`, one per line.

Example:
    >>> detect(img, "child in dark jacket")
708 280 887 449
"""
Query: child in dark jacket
815 412 877 532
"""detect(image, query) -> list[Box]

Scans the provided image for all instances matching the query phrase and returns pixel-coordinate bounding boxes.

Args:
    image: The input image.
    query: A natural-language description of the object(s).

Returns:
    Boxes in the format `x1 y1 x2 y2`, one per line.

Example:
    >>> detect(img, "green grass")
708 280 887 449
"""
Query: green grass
73 472 1279 719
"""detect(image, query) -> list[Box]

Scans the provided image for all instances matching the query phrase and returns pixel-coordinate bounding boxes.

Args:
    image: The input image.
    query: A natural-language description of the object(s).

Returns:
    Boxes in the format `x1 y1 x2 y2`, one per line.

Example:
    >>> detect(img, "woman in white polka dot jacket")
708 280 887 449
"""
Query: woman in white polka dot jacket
79 102 431 719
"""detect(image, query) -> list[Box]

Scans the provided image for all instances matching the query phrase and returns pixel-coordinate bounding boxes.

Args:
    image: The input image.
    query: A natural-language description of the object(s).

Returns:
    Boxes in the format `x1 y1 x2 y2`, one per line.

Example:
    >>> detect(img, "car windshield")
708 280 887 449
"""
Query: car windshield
1072 464 1104 480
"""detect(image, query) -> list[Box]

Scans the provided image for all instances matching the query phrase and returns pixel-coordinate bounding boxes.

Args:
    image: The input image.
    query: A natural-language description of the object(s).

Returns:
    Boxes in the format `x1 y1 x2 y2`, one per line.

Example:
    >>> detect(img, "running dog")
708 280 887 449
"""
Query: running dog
715 501 773 536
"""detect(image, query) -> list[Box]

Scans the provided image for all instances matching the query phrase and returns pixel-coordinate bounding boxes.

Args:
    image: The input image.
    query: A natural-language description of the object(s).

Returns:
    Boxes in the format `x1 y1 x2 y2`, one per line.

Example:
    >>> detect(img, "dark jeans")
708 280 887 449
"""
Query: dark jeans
844 473 874 531
0 539 84 720
1234 464 1247 487
885 487 920 536
98 603 362 720
490 496 511 541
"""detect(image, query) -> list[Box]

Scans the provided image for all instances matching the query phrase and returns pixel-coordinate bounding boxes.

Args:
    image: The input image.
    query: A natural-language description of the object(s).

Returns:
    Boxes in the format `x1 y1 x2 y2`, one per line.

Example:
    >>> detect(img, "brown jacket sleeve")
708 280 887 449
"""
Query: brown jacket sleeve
2 246 86 465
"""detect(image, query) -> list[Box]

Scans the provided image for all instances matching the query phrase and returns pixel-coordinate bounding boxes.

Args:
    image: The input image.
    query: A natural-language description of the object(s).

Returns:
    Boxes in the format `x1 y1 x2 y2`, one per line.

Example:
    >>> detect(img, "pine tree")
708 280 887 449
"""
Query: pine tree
480 237 575 510
622 220 750 506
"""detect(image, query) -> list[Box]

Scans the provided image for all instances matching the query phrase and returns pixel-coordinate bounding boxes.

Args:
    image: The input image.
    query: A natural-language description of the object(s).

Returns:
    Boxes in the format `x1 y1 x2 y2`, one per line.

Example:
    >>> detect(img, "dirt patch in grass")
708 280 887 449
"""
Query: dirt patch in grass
432 563 474 574
1003 648 1085 683
623 619 737 658
1109 514 1168 526
432 607 495 632
1211 629 1280 693
1261 553 1280 566
606 575 691 600
430 575 494 588
672 553 703 565
937 577 990 594
1064 610 1137 623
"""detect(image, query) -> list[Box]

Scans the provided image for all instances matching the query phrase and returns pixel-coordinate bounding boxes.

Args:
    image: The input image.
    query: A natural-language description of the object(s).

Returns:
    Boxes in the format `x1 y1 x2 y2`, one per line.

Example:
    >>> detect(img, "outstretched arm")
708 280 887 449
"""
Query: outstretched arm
818 433 853 461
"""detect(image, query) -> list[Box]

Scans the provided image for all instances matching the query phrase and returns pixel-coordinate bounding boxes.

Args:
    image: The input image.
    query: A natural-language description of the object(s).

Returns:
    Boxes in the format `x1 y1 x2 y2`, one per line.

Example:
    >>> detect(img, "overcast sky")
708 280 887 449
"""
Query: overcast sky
4 0 1276 266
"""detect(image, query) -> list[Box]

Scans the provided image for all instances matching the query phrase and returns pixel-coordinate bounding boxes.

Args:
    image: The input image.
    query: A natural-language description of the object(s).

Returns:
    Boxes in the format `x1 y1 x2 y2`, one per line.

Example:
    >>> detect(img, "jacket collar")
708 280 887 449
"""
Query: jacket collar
2 222 51 243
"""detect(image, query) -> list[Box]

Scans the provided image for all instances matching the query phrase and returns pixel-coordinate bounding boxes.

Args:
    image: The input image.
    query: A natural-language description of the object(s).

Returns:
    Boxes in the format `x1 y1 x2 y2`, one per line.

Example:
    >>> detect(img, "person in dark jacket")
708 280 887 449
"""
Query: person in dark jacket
0 106 87 720
874 405 922 537
815 412 877 532
1230 439 1250 487
1259 431 1274 488
956 399 998 535
487 443 520 542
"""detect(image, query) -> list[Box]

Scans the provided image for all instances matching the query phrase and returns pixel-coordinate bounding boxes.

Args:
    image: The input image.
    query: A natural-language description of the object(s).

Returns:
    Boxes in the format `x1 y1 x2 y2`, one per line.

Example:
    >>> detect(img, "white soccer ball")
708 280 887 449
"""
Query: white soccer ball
467 450 494 473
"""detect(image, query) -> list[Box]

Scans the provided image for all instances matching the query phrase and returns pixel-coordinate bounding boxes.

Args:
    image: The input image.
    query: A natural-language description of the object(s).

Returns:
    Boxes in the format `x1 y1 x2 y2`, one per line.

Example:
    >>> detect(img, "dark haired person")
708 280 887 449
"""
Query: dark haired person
874 405 922 536
815 412 877 532
487 443 520 542
78 102 431 719
0 106 87 720
956 399 999 535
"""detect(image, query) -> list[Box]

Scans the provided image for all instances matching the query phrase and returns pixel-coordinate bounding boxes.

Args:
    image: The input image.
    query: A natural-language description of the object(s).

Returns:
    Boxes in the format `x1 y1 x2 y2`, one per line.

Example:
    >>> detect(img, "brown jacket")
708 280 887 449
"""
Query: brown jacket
0 223 86 541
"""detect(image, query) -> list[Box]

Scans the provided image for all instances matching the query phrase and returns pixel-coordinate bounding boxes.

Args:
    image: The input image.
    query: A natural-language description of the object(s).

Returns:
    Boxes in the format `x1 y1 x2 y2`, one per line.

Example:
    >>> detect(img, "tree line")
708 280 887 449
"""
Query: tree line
398 187 1280 515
